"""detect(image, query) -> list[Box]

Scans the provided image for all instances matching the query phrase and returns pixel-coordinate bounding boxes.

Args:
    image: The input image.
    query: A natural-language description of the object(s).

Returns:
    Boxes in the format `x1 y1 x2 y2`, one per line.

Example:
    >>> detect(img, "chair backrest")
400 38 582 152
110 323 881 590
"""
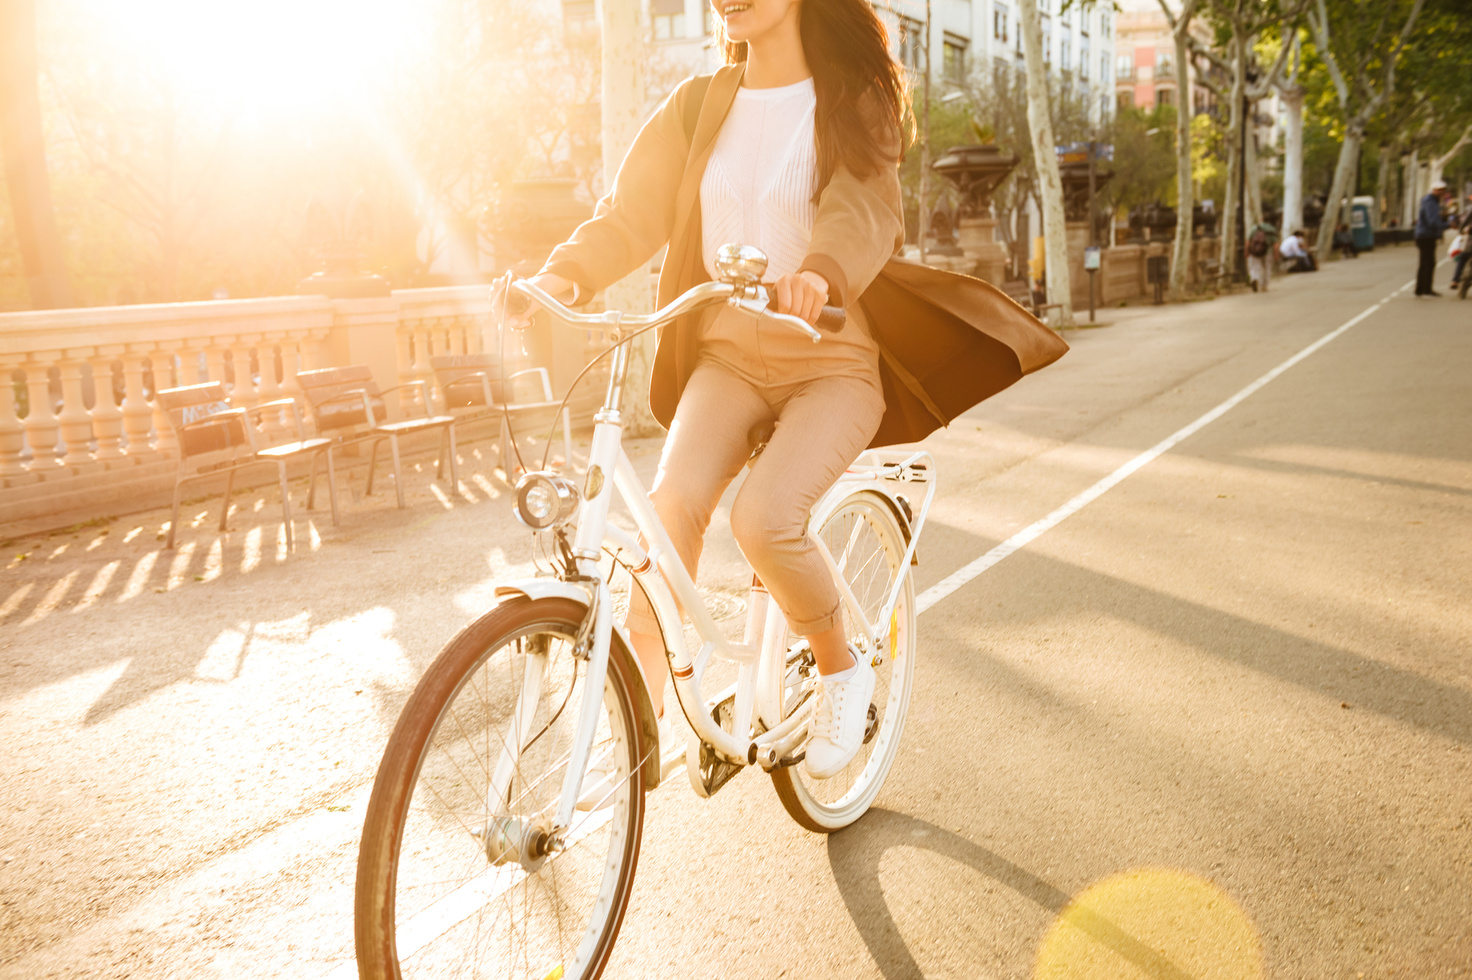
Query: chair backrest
431 353 505 409
156 382 247 457
295 365 387 431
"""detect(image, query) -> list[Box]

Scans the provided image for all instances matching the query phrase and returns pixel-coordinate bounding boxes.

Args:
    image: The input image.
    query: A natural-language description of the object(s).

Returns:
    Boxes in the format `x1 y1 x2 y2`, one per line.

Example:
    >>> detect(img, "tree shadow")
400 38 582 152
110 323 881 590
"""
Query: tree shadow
826 809 1197 980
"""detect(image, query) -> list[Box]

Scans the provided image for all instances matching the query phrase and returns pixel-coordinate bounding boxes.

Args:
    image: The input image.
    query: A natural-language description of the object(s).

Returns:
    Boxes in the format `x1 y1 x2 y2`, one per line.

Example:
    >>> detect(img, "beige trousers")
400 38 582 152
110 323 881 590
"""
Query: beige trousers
625 329 885 638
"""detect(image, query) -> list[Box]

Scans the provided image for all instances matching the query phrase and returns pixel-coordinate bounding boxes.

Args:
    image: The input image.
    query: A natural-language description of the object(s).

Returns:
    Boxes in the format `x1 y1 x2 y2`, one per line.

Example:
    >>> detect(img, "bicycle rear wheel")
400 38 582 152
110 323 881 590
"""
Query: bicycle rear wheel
356 595 646 980
772 491 916 832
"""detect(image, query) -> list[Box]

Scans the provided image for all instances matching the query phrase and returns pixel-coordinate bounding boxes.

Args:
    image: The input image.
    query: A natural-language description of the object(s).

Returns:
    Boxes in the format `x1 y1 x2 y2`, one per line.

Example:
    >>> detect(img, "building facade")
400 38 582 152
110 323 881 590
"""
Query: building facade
626 0 1116 125
1112 0 1219 117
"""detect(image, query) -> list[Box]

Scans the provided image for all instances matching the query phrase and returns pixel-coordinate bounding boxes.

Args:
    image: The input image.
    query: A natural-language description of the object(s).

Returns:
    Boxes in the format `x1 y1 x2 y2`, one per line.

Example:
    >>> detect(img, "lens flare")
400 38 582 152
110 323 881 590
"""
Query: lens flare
1035 868 1263 980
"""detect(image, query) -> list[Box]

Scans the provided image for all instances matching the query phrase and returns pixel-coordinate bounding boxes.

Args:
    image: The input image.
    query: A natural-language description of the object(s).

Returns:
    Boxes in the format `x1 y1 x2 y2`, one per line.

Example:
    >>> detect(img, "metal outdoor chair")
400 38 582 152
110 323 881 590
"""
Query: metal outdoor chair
156 382 339 551
294 365 458 509
430 353 573 478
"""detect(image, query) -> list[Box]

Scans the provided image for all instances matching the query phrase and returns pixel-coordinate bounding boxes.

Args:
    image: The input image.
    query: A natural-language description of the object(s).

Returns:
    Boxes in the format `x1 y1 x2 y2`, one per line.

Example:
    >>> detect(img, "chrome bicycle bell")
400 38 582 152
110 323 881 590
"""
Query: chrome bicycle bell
714 244 769 285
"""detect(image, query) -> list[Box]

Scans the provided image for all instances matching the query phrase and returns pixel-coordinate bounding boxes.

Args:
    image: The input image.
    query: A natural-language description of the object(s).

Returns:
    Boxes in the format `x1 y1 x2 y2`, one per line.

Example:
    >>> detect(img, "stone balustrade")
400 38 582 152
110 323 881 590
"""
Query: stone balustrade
0 286 509 531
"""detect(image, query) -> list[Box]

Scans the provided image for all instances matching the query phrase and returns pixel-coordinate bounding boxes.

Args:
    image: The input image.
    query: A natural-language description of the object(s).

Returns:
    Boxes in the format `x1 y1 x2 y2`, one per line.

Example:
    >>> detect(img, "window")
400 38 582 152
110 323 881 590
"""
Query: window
1118 90 1135 110
897 16 924 70
562 0 595 35
1156 51 1175 78
1100 11 1111 36
651 0 684 40
943 34 968 83
1081 37 1090 79
1060 33 1070 71
1101 54 1109 85
993 5 1008 43
1116 52 1134 79
1081 9 1090 36
1157 87 1175 107
1042 16 1051 63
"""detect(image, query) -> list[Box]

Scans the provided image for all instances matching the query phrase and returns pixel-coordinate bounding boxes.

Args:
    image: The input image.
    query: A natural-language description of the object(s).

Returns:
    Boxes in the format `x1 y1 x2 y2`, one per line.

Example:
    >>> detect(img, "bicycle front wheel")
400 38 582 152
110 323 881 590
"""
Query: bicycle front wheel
772 490 917 832
356 595 646 980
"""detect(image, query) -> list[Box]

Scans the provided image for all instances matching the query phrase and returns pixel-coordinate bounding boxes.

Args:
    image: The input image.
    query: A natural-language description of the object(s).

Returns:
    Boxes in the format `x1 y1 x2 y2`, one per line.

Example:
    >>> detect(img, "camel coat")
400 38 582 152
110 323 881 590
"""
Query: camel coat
542 64 1068 448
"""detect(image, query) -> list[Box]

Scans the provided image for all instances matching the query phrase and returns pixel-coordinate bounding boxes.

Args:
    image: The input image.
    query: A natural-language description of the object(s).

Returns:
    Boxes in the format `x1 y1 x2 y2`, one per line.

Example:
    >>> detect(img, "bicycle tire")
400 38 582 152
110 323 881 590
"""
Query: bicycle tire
771 491 917 833
356 595 646 980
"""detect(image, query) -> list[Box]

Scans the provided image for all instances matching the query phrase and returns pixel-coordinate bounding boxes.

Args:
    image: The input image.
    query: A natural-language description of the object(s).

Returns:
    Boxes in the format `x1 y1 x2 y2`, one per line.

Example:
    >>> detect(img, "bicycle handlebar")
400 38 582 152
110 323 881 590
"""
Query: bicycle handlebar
503 277 846 343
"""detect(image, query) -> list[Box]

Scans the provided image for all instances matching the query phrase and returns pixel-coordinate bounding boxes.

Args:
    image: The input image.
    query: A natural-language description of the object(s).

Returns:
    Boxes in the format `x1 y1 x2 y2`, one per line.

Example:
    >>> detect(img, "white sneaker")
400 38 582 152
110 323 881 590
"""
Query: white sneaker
577 713 670 811
803 655 876 779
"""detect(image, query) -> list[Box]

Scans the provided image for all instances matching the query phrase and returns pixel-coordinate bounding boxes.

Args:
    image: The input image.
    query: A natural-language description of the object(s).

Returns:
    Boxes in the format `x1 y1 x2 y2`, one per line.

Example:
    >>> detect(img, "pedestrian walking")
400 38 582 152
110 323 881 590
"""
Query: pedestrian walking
1245 221 1277 291
1414 180 1451 297
1448 195 1472 292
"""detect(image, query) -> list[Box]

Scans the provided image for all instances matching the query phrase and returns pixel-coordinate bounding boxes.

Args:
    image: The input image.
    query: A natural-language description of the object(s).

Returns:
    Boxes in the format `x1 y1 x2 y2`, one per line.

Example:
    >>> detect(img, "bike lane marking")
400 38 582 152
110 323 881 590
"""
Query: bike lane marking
916 280 1414 616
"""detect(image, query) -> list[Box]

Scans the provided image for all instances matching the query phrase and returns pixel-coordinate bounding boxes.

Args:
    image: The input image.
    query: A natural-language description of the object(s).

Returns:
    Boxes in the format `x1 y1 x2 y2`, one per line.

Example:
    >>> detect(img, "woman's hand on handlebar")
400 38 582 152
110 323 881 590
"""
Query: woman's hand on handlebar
773 270 830 326
495 272 576 330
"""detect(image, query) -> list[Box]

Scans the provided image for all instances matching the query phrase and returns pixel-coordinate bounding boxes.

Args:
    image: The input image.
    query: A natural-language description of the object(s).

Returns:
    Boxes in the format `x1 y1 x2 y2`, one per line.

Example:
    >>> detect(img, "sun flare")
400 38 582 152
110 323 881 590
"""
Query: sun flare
73 0 432 115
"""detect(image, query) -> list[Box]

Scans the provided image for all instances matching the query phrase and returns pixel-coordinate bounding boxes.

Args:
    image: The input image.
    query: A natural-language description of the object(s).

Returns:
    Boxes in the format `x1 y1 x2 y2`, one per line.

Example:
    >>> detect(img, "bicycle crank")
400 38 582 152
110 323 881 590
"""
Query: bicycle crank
687 694 749 799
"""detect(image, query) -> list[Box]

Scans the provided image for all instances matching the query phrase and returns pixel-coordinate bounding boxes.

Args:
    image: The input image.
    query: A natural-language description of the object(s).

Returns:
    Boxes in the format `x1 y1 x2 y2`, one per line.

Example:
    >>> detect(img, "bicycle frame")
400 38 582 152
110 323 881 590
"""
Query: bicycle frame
492 277 935 840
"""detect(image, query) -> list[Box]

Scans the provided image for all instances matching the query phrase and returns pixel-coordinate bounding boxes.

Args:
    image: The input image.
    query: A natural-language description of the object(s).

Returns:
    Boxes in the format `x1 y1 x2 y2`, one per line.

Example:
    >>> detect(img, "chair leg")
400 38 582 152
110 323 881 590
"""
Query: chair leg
166 465 185 550
306 453 319 511
278 460 295 553
446 424 459 486
219 466 237 532
389 435 406 509
366 439 380 496
499 415 514 480
324 448 340 526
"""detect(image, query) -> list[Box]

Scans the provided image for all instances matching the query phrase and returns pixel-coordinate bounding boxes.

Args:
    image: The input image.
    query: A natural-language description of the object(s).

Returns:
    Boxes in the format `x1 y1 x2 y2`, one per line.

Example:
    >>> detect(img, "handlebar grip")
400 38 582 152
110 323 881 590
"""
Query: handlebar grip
815 306 847 332
765 296 847 333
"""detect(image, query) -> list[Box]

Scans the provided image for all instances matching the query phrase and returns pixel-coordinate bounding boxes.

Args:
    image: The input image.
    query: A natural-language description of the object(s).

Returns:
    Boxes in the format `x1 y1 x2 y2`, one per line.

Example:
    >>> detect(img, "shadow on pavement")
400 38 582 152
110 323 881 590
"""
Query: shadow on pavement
826 809 1197 980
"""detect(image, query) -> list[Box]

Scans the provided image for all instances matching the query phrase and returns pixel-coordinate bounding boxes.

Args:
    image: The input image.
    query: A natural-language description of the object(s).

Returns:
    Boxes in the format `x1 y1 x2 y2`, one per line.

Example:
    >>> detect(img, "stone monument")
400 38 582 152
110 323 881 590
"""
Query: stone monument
931 144 1019 284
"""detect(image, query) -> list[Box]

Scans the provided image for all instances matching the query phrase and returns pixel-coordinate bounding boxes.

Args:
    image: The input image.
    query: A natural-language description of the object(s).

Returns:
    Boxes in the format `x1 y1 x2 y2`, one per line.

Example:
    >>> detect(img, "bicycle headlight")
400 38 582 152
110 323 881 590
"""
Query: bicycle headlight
514 472 580 530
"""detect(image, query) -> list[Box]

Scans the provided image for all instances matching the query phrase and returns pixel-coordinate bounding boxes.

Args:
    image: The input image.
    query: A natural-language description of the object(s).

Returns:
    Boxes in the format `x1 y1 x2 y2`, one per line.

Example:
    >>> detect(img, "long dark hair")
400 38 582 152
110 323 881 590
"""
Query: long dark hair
714 0 912 194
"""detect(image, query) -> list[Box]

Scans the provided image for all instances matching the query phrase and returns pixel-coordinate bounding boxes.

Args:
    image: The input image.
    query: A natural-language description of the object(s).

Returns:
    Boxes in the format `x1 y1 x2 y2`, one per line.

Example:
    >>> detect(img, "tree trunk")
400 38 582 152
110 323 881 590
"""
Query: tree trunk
1315 121 1362 259
1017 0 1072 325
1167 22 1193 300
600 0 657 435
1245 118 1264 230
1374 142 1393 229
1219 35 1245 274
1402 148 1419 228
1280 85 1304 236
0 0 73 309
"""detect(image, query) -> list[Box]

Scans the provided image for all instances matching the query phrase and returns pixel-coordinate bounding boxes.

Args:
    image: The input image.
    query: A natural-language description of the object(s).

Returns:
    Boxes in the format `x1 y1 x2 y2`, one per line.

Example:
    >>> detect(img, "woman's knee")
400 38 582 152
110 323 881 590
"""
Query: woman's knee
729 494 803 563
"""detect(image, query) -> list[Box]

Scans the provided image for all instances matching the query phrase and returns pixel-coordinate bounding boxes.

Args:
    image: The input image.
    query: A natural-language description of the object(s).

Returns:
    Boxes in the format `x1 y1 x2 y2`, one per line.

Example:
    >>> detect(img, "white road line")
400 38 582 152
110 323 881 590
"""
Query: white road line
916 280 1413 615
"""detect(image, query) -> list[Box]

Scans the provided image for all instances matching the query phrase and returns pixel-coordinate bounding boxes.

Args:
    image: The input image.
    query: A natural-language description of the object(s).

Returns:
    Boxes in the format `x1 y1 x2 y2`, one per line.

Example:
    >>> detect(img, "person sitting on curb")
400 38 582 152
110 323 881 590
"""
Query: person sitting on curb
1279 229 1317 273
1332 222 1359 259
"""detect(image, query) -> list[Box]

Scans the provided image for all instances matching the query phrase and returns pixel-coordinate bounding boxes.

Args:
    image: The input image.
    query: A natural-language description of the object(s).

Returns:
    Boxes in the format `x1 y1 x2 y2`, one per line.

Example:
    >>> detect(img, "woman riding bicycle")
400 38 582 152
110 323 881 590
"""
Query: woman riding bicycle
516 0 908 779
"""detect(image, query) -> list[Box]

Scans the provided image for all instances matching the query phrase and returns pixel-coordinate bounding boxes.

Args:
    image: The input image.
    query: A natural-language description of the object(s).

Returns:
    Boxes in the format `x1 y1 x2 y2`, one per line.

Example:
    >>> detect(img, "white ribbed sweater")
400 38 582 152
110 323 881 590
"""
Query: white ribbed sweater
701 78 819 283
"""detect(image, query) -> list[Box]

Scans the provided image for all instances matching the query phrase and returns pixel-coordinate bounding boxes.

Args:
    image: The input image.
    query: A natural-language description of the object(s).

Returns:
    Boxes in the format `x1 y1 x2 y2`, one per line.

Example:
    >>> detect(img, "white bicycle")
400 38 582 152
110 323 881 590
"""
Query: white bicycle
354 245 936 980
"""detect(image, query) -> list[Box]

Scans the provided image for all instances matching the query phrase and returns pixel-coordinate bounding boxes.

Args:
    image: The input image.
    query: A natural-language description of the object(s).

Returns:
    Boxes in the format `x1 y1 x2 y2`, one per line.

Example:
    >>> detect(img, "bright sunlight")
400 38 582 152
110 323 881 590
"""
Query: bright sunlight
73 0 432 113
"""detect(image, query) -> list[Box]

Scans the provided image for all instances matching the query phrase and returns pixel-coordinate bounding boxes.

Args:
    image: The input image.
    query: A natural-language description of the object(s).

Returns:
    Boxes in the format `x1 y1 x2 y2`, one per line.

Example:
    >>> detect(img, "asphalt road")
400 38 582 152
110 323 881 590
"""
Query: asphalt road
1 245 1468 978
